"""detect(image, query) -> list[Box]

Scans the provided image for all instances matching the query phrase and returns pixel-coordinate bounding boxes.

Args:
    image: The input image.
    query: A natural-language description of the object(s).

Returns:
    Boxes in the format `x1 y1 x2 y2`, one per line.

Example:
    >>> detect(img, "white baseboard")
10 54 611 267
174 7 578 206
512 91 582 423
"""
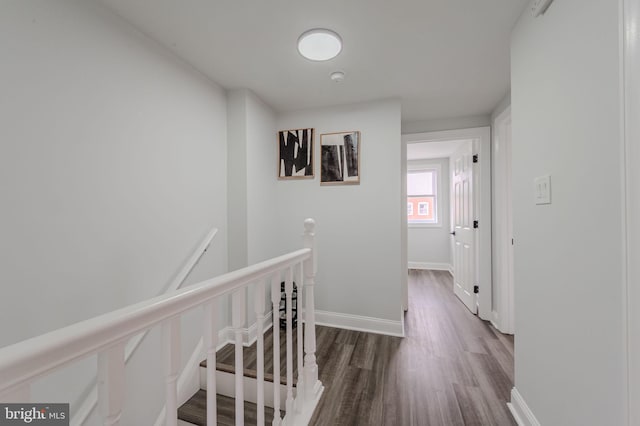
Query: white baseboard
490 310 500 331
408 261 452 272
507 387 541 426
314 310 404 337
218 310 274 347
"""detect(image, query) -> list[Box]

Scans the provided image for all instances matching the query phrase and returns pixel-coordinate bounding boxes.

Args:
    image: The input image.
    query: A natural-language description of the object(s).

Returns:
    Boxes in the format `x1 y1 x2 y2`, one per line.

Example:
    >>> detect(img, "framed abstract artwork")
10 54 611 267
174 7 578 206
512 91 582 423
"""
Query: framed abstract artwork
320 131 360 185
278 128 314 179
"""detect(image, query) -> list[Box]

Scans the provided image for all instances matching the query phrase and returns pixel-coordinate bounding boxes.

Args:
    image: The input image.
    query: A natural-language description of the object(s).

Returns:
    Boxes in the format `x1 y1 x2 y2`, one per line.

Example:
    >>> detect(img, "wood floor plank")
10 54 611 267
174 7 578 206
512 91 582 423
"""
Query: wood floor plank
309 269 516 425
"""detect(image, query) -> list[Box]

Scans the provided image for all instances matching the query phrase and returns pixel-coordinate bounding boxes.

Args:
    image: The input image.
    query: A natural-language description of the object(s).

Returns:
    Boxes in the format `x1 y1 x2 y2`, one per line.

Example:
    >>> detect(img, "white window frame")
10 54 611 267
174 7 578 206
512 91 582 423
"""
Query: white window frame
407 162 442 228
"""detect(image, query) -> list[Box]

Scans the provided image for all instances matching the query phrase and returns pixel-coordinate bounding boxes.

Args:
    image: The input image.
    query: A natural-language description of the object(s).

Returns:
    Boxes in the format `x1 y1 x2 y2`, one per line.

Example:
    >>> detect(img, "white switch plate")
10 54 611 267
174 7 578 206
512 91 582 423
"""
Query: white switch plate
534 175 551 205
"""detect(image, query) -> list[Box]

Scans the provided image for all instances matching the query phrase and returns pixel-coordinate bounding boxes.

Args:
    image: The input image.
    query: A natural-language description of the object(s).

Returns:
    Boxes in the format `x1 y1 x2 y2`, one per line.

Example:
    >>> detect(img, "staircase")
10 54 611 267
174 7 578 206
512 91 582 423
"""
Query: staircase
178 327 299 425
178 391 279 425
0 219 323 426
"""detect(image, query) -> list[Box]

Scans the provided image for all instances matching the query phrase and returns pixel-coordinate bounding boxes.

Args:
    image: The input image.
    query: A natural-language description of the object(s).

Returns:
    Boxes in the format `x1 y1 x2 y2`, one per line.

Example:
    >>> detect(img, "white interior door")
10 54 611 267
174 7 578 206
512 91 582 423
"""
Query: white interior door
452 144 477 313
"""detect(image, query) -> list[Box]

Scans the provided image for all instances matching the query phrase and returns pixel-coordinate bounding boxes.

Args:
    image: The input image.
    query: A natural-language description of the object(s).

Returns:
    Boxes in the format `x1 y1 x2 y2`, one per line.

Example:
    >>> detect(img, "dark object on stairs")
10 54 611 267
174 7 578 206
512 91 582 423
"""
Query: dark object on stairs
279 281 298 329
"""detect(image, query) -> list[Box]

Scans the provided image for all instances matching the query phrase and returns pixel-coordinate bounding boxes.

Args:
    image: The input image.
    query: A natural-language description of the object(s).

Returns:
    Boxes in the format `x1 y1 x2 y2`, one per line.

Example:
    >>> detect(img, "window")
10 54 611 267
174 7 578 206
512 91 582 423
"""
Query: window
408 168 438 225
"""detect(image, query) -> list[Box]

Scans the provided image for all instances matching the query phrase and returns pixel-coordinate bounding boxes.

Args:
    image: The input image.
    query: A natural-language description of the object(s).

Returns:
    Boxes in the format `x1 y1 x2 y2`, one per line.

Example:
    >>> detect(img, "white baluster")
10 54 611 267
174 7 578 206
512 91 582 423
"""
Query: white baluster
303 219 321 399
232 289 246 426
163 318 180 426
98 342 125 426
295 262 304 409
254 281 266 426
284 267 294 416
203 302 218 426
270 274 281 425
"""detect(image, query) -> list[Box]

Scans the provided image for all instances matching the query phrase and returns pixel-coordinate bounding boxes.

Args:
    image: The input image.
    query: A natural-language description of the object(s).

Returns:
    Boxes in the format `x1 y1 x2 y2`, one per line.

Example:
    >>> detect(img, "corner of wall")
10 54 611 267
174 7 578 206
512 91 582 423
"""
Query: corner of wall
508 388 542 426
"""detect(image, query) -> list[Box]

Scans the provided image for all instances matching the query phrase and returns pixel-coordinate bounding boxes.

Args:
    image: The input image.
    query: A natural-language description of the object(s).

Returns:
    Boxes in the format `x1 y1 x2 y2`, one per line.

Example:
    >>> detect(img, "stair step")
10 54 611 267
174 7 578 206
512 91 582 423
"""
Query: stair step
178 389 281 426
203 326 301 386
200 360 297 387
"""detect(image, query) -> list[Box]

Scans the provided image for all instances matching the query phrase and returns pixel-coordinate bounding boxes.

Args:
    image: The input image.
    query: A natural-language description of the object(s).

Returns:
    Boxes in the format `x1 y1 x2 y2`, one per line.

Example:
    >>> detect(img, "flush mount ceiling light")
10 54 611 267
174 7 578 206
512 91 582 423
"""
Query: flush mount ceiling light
297 29 342 61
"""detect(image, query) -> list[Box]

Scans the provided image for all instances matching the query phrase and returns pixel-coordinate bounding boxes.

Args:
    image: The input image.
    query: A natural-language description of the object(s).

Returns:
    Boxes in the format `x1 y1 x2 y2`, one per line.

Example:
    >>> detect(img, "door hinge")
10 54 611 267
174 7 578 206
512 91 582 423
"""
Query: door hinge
473 154 479 163
473 220 479 229
474 285 479 294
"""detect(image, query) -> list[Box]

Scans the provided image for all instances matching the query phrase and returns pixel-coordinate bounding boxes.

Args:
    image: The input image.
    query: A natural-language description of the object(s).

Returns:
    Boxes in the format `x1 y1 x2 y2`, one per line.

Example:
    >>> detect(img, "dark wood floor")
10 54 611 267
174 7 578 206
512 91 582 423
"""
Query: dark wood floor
178 389 278 426
309 269 515 426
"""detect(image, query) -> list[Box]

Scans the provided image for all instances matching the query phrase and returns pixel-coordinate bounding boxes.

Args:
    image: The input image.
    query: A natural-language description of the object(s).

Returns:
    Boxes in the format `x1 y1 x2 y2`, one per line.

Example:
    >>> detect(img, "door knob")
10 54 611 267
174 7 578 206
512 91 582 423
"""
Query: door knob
450 231 456 236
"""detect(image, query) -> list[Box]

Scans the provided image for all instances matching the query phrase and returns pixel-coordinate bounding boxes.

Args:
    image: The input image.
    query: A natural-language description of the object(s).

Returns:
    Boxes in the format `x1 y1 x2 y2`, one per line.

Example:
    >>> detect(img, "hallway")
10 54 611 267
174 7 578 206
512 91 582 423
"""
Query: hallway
310 270 515 425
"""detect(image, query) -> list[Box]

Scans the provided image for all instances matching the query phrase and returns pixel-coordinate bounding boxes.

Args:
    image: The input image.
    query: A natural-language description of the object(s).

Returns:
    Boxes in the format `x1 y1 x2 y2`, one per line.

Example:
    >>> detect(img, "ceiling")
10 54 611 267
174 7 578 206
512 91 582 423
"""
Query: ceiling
100 0 527 124
407 139 470 160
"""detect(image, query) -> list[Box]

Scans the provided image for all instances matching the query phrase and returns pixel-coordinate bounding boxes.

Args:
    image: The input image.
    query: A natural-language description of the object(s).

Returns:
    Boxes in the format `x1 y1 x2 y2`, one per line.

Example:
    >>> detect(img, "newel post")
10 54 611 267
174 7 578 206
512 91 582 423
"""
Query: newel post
303 219 321 400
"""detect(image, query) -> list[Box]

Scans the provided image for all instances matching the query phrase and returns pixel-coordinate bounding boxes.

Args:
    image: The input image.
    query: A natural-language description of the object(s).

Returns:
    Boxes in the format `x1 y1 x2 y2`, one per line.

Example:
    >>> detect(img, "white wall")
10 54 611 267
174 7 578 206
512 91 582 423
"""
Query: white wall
511 1 625 424
227 89 280 325
407 158 451 268
227 89 280 267
246 92 280 265
624 2 640 423
276 100 403 327
227 91 249 271
0 0 228 422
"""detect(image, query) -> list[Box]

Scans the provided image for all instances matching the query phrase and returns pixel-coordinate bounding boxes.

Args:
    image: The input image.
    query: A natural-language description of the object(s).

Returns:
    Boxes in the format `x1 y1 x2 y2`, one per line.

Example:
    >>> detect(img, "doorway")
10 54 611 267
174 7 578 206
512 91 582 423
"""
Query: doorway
402 127 492 321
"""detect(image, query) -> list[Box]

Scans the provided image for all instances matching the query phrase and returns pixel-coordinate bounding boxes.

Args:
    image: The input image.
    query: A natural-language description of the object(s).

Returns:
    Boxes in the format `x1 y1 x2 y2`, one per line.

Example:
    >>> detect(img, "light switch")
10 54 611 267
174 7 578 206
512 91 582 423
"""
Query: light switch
534 175 551 205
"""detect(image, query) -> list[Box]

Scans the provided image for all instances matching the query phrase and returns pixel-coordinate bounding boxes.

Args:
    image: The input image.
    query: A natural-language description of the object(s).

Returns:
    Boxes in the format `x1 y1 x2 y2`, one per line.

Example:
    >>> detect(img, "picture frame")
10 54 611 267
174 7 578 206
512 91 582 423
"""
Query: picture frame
320 131 361 185
278 128 314 179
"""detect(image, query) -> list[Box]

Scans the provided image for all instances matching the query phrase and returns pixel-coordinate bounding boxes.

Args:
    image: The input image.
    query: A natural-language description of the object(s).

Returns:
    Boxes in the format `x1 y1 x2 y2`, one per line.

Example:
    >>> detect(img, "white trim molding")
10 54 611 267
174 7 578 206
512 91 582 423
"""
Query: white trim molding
508 388 541 426
314 310 404 337
219 310 274 347
492 104 515 335
408 262 452 271
623 1 640 424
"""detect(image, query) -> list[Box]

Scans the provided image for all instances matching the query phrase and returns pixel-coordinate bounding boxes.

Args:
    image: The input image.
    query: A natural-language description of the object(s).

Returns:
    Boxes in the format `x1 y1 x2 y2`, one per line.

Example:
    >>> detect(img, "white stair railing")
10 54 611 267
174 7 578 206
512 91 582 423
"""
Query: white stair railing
270 275 282 425
74 226 218 425
295 264 304 414
0 219 323 426
254 280 266 426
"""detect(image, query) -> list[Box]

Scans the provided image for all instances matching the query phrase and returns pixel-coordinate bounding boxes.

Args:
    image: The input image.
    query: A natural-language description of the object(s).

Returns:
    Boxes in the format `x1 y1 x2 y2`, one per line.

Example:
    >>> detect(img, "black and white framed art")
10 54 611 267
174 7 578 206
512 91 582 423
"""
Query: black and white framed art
278 128 314 179
320 131 360 185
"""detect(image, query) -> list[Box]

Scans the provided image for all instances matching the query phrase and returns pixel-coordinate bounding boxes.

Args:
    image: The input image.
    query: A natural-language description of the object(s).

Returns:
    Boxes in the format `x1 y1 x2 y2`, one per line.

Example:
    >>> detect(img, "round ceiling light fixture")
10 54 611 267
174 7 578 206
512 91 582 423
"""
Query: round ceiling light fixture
297 29 342 61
